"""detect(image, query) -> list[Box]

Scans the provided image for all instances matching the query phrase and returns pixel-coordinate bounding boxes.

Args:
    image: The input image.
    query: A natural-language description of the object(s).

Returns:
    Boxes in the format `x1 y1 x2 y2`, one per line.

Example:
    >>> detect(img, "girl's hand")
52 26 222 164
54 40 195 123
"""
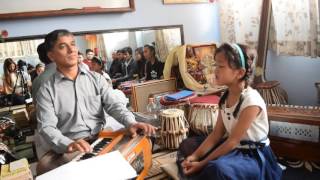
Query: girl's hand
182 160 206 176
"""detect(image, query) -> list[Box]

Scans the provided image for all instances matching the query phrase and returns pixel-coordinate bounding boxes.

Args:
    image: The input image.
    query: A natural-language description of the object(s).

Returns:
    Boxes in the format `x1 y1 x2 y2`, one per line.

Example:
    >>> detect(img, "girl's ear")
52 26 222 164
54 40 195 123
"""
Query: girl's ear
237 68 246 79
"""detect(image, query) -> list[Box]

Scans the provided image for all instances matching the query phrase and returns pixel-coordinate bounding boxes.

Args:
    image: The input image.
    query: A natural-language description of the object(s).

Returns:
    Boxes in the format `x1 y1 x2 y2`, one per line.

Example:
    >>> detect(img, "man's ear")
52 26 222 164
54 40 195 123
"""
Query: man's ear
47 51 55 62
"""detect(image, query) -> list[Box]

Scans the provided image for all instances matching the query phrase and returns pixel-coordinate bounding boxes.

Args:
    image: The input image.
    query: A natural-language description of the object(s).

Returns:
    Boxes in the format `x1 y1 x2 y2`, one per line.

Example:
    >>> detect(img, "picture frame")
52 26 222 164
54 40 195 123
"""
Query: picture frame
131 78 177 112
163 0 211 4
0 0 135 20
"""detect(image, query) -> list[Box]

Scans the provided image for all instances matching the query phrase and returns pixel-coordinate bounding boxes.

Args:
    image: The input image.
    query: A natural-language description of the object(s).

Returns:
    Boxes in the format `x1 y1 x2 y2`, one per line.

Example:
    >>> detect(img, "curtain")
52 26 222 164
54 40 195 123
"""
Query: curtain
269 0 320 57
0 39 43 62
96 34 107 61
219 0 263 48
155 29 182 62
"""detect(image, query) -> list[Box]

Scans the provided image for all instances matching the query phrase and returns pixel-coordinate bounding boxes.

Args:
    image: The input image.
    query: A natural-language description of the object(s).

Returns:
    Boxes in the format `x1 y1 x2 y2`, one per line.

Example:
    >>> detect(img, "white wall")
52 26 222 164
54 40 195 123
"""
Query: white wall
266 50 320 106
0 0 220 44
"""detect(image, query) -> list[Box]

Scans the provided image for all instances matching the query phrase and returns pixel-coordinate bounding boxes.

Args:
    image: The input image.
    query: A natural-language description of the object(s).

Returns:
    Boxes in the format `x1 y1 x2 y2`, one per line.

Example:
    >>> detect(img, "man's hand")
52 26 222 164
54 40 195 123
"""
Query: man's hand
67 139 92 153
129 122 157 137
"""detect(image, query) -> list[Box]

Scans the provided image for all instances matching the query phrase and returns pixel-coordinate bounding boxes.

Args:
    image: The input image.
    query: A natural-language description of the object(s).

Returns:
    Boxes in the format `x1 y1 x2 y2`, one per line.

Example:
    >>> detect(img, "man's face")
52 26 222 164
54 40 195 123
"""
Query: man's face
47 35 79 69
117 52 124 61
124 52 131 61
144 47 151 60
86 51 94 60
91 62 101 72
36 66 45 75
112 52 117 60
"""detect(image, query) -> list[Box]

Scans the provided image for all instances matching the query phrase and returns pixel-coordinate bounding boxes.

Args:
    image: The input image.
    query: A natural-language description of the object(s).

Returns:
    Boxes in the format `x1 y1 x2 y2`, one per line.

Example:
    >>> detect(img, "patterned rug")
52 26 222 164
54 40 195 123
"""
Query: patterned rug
146 151 177 180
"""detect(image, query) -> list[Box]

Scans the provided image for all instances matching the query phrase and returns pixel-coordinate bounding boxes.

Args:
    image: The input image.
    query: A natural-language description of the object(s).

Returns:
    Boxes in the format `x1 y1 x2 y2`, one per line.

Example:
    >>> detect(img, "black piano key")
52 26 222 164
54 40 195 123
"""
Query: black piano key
80 153 95 160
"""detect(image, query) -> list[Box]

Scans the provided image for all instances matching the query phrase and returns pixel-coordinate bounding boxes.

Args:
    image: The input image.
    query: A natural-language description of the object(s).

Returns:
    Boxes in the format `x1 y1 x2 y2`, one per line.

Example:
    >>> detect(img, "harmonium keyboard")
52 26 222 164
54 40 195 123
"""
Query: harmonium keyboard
267 104 320 162
73 130 152 180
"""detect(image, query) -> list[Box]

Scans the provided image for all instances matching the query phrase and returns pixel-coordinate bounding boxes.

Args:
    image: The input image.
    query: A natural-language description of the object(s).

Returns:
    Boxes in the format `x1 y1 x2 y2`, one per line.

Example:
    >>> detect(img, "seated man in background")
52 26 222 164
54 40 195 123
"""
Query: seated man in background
31 43 56 103
36 29 156 175
112 47 138 86
144 44 164 81
30 63 45 82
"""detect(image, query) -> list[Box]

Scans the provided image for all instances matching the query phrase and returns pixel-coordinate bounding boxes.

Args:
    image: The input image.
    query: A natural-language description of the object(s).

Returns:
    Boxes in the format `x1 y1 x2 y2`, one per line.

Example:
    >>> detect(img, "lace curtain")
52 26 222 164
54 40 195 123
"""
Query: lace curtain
269 0 320 57
155 29 182 62
0 39 43 62
219 0 263 48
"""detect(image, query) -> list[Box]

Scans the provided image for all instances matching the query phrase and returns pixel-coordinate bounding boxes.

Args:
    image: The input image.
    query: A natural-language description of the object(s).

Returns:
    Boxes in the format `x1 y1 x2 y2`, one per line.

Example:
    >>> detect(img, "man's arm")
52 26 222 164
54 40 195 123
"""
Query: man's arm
36 86 74 153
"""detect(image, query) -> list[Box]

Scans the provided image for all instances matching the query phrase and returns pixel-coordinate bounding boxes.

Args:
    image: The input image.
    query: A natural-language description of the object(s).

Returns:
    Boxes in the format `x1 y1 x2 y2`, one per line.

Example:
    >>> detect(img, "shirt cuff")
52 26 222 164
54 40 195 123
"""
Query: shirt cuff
54 137 74 154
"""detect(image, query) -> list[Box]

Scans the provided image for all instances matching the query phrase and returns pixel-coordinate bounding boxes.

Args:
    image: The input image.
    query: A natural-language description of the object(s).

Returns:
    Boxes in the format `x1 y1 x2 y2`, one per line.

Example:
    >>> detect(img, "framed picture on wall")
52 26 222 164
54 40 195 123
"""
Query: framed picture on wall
0 0 135 20
163 0 212 4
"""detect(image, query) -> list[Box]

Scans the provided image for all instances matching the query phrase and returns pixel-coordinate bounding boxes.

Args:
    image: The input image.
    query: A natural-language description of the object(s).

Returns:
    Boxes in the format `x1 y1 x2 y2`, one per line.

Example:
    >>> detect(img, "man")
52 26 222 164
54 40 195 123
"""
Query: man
30 63 45 82
144 44 164 81
109 50 123 78
31 43 56 103
113 47 138 86
36 29 156 175
82 48 94 70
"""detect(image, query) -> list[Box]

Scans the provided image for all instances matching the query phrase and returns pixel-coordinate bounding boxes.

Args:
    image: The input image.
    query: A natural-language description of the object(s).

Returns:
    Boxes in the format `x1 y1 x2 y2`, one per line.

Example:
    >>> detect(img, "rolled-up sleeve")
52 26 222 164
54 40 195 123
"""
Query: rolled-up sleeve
36 86 73 153
99 76 136 128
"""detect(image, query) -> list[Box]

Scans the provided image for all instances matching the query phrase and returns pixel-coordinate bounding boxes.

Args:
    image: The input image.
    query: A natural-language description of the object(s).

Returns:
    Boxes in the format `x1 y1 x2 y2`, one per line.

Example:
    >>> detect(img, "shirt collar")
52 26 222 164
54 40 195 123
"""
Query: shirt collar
54 65 88 82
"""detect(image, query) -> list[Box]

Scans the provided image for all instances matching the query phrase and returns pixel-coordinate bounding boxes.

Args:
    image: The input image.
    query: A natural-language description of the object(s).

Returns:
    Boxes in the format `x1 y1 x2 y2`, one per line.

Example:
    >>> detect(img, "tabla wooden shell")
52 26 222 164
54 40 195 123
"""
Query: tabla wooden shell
188 103 219 135
159 109 189 149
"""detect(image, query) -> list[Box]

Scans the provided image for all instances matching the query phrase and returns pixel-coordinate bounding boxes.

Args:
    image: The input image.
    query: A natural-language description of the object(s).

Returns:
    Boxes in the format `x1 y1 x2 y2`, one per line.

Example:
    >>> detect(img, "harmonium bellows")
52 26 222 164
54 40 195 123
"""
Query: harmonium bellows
73 130 152 180
267 104 320 161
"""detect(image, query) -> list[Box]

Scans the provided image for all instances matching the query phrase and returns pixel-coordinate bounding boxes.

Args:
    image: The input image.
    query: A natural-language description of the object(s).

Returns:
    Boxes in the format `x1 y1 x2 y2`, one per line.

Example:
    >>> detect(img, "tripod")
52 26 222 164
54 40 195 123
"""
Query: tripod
10 69 30 107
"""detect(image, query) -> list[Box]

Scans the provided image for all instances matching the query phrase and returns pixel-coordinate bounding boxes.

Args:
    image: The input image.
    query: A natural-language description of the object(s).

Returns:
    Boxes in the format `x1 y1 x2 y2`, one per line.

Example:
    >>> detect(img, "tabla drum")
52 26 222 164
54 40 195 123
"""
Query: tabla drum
188 95 220 135
159 109 189 149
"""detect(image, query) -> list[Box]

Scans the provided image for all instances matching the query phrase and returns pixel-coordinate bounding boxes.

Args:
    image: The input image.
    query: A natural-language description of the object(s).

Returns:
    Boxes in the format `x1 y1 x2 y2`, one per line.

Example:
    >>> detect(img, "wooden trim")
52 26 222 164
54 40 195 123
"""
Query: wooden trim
254 0 272 84
270 136 320 161
4 25 185 44
0 0 135 20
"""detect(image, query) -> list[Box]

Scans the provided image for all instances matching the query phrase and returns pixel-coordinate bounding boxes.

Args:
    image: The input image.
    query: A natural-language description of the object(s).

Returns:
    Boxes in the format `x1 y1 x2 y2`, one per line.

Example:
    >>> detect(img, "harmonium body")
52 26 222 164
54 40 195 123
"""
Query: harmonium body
267 104 320 162
73 130 152 180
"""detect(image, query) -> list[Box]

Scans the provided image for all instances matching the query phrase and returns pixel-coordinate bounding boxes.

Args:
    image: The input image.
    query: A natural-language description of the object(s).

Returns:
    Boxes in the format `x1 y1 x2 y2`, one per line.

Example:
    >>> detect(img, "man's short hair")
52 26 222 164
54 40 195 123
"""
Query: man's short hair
86 49 94 54
37 43 51 65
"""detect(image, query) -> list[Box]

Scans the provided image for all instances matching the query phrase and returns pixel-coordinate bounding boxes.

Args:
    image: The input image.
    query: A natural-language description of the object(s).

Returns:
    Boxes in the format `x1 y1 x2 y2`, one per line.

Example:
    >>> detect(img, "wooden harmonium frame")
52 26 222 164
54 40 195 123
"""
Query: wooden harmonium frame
73 130 152 180
267 104 320 161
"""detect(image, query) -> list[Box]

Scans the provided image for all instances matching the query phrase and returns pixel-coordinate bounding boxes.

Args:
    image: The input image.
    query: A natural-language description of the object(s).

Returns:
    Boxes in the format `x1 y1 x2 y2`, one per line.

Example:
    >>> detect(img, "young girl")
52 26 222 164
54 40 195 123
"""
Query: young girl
178 43 282 179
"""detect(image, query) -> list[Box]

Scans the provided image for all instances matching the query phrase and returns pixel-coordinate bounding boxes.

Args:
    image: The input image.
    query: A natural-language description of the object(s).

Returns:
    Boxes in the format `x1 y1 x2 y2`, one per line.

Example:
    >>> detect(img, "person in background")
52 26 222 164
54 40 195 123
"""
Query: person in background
17 59 32 86
144 44 164 81
2 58 29 105
135 47 146 80
77 52 89 70
31 43 56 103
178 43 282 180
112 47 138 86
30 63 45 82
27 64 35 74
91 56 112 86
109 50 123 79
82 49 94 70
36 29 156 175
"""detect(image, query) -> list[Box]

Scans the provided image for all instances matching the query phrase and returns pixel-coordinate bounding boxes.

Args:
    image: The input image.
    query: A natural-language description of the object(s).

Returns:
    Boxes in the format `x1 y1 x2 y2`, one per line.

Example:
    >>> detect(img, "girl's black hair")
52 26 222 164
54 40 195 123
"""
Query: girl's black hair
144 44 156 57
216 43 252 118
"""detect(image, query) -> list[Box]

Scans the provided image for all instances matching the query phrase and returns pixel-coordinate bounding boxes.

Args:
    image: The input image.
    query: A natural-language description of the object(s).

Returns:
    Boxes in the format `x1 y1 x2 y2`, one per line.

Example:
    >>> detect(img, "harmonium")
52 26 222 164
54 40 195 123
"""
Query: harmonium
73 130 152 180
267 104 320 162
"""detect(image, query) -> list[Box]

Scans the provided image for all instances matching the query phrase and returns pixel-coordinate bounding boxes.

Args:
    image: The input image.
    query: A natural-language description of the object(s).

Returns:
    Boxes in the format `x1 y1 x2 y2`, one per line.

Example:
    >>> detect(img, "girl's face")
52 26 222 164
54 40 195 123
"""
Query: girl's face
135 51 142 61
214 52 242 86
8 63 16 73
